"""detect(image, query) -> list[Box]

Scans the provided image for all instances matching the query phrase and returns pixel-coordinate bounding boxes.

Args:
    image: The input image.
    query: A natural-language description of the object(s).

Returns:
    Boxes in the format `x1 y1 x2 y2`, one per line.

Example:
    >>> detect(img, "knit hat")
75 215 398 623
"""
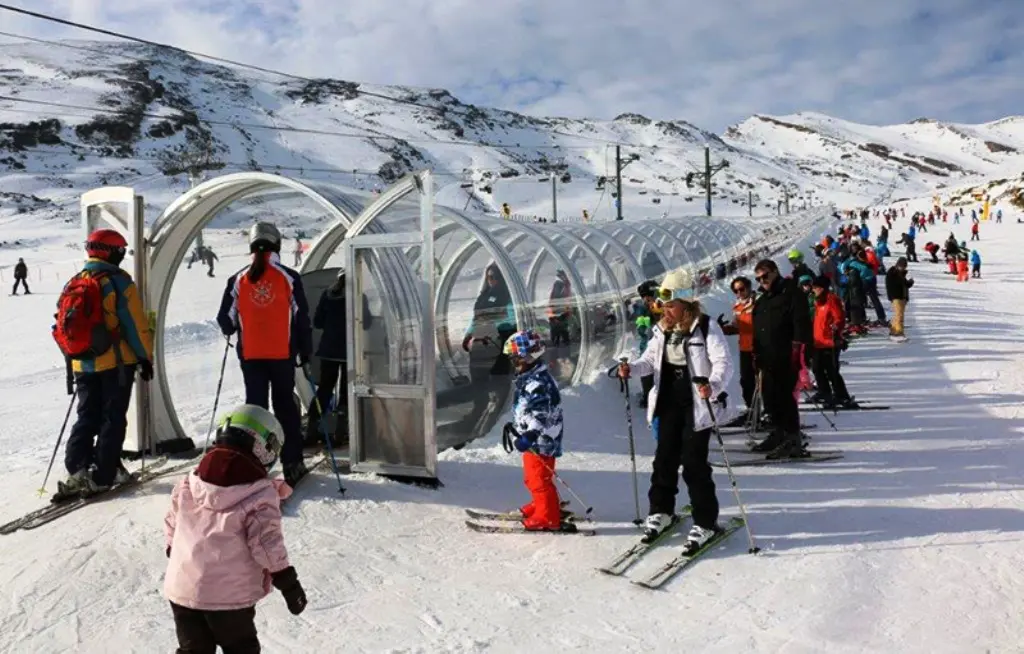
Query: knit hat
812 275 831 290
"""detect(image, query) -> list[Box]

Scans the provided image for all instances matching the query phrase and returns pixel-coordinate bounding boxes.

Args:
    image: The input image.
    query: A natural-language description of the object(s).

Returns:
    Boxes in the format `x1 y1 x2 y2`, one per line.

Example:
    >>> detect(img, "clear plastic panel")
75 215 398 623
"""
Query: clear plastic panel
562 225 643 294
633 222 693 271
597 223 672 282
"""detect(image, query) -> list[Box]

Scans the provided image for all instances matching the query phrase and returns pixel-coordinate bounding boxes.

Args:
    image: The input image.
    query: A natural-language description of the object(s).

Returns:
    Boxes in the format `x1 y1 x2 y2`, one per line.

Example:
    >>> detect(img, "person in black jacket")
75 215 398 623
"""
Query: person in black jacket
751 259 812 459
12 258 29 295
885 257 914 341
306 270 371 444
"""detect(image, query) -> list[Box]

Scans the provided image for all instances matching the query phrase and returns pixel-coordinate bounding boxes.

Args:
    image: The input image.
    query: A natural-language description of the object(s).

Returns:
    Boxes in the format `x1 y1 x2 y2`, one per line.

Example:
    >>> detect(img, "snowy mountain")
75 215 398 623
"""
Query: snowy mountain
2 39 1024 226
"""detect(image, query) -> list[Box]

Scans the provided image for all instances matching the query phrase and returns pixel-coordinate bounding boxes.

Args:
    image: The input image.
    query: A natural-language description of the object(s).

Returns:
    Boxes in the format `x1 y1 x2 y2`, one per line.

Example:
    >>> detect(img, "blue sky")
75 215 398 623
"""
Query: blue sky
5 0 1024 131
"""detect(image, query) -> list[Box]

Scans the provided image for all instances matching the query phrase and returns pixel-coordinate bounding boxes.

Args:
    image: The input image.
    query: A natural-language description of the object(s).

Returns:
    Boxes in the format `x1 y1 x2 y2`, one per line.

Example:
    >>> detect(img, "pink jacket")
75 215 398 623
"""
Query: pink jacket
164 472 293 611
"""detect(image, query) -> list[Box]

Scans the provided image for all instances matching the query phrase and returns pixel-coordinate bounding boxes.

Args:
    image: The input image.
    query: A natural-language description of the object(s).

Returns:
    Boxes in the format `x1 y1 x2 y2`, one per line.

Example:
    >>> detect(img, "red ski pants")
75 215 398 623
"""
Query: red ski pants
521 452 561 528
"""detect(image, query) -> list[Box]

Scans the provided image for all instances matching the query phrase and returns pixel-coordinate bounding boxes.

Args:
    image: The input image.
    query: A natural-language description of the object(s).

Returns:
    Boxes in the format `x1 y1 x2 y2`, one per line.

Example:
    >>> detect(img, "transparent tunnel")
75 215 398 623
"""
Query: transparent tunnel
297 174 789 456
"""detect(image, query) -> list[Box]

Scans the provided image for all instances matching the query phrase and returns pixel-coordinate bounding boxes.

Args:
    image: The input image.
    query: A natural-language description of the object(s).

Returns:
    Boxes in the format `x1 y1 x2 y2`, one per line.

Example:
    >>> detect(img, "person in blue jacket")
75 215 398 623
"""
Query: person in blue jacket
970 249 982 278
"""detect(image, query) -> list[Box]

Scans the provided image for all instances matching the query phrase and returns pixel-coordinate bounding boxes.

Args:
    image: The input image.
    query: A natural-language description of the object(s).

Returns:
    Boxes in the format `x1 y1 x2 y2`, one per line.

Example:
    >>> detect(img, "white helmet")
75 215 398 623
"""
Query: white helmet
215 404 284 471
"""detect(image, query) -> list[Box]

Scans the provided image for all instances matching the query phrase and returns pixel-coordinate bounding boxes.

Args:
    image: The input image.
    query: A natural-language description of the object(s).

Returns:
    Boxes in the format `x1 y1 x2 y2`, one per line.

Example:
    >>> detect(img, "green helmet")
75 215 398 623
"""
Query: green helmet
215 404 283 471
787 249 804 263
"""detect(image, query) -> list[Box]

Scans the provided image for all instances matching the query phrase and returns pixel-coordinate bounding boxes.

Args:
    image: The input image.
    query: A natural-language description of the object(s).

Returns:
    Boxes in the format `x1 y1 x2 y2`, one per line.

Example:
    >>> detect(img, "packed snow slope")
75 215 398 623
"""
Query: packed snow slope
0 205 1023 652
3 38 1024 226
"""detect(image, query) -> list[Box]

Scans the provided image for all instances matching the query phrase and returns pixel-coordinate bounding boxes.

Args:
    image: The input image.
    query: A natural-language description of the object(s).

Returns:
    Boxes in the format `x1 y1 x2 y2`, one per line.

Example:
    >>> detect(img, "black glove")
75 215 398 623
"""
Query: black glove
716 313 727 328
271 566 307 615
165 546 171 558
138 359 154 381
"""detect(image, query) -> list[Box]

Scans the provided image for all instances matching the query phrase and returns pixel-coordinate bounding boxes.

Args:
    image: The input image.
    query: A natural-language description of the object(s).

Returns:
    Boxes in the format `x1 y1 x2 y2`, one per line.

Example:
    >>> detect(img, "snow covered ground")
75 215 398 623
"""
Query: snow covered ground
0 208 1023 653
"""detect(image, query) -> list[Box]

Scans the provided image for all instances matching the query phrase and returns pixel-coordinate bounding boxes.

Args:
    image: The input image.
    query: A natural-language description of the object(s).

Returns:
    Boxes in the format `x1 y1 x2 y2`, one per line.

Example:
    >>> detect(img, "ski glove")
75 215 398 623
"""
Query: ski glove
138 359 154 382
271 566 308 615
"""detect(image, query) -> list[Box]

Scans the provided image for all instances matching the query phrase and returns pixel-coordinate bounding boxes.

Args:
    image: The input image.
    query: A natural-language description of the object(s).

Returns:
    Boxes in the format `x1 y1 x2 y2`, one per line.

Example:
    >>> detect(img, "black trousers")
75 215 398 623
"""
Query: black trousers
65 365 136 485
640 374 654 406
649 404 719 529
12 278 28 294
307 359 346 441
170 602 260 654
759 359 800 435
240 359 303 466
738 351 756 409
972 263 981 278
812 347 849 402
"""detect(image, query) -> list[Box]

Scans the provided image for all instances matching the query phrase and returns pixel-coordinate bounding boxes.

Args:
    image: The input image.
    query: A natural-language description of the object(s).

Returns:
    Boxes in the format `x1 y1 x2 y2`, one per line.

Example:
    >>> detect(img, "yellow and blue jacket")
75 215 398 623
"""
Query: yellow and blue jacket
70 259 153 374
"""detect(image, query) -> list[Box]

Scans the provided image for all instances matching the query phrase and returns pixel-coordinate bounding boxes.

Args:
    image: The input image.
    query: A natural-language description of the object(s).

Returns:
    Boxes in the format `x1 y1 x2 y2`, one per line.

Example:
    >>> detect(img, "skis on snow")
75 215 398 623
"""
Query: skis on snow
597 506 693 576
632 517 745 589
712 450 844 467
464 501 571 522
464 519 595 536
0 456 195 535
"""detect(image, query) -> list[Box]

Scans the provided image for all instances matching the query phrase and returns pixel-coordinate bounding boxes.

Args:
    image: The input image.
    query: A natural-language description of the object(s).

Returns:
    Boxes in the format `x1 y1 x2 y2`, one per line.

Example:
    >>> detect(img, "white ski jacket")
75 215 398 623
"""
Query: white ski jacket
626 315 734 431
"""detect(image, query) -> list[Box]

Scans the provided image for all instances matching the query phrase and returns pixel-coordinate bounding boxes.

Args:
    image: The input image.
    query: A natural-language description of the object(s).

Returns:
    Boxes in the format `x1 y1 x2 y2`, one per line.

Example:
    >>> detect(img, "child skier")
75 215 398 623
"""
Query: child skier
970 249 982 278
957 252 970 282
501 330 567 532
164 404 307 653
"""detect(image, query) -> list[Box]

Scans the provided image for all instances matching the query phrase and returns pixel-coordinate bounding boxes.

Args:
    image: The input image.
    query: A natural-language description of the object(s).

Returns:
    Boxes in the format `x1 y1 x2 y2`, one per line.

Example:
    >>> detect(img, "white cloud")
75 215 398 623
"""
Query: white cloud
4 0 1024 131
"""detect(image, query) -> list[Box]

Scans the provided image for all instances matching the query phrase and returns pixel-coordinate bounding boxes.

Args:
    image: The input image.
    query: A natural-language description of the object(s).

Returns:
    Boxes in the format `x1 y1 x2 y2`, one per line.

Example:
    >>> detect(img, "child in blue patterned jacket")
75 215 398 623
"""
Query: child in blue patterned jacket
501 329 565 531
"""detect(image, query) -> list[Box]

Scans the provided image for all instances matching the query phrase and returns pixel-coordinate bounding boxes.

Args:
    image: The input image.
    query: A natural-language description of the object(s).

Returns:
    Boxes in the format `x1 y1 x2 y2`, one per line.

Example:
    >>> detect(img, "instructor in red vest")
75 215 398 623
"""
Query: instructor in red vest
217 222 313 488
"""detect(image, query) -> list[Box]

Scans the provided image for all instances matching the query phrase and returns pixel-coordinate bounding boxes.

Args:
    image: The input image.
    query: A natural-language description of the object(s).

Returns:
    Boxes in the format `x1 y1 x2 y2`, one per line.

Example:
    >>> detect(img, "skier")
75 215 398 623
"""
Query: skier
617 268 733 553
305 270 372 446
956 252 970 282
293 237 304 266
970 249 982 278
924 242 940 263
216 222 313 488
201 246 219 277
633 280 661 409
885 257 914 341
896 232 917 262
718 276 756 415
501 330 566 531
787 249 815 283
11 257 29 295
458 263 518 436
809 277 853 408
971 221 980 241
546 269 573 347
55 229 154 496
750 258 811 458
165 404 307 653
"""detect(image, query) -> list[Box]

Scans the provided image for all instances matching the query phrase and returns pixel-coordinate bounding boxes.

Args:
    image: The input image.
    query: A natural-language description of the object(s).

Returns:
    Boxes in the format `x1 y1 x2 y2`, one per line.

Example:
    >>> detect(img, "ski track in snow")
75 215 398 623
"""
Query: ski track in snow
0 210 1023 652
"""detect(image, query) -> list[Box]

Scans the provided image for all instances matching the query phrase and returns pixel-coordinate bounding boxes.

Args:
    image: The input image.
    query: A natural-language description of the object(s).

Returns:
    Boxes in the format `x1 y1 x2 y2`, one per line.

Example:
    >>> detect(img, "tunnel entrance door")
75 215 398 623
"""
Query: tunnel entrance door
345 231 437 481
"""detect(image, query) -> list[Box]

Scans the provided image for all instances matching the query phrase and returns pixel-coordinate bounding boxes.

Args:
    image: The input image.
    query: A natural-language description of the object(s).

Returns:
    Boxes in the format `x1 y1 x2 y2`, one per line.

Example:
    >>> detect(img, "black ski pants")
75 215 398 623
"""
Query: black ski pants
307 358 346 440
649 404 719 529
65 365 135 485
170 602 260 654
865 280 886 323
12 278 28 294
812 347 849 402
240 359 303 466
758 357 800 437
739 350 756 410
640 374 654 406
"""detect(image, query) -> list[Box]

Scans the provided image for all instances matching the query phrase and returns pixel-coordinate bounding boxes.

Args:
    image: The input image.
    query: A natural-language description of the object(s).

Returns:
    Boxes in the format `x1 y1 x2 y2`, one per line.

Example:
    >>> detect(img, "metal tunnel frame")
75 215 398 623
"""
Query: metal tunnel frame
79 171 826 479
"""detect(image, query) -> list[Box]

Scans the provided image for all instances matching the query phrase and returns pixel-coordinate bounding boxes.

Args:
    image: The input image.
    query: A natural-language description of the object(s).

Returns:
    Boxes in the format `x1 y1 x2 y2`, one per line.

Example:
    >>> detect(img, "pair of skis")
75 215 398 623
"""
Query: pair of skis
464 502 594 535
0 456 197 535
596 507 745 589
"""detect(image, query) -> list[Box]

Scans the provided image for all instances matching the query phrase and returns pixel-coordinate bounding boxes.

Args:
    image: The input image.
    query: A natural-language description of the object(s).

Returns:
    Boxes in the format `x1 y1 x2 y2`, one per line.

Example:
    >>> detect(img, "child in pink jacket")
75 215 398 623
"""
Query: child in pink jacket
165 404 307 653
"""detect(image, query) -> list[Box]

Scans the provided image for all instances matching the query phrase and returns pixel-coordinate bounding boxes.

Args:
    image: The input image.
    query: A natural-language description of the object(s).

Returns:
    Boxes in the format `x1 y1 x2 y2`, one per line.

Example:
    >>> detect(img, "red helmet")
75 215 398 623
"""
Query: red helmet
86 229 128 262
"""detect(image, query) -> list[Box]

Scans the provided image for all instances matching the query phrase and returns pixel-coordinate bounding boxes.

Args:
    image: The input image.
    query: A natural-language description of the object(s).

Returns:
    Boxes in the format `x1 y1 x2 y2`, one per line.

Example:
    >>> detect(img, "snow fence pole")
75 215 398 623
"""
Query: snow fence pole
612 357 643 526
202 337 232 454
701 393 761 555
37 389 77 496
304 367 346 495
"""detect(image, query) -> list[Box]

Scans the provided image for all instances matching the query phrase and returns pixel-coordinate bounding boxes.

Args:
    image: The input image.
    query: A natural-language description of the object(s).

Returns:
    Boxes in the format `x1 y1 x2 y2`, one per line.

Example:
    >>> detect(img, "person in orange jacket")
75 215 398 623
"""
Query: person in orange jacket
718 276 756 414
217 222 313 488
810 276 854 409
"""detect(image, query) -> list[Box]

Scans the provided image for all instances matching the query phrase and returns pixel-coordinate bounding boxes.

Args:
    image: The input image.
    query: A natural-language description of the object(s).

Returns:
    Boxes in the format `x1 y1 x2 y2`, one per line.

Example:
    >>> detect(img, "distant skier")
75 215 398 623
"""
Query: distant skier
501 330 566 531
970 249 982 278
617 269 733 554
885 257 914 341
546 269 573 347
165 404 307 653
216 222 313 488
54 229 154 497
971 221 980 241
293 237 304 266
11 257 29 295
202 246 219 277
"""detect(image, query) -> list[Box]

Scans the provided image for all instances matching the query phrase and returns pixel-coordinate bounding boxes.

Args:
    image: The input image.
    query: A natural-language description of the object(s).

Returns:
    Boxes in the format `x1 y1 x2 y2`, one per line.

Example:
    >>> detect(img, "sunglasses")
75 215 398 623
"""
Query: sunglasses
754 272 773 283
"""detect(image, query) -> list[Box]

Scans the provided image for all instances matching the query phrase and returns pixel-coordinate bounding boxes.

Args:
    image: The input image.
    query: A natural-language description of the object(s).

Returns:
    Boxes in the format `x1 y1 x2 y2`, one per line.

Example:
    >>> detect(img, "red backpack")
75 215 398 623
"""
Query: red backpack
53 271 120 359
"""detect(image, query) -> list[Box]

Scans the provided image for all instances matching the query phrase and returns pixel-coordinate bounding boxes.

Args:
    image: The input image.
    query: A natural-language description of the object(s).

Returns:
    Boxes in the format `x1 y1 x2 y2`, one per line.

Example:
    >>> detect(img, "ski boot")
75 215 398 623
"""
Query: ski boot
54 469 106 502
751 431 784 453
681 524 722 556
766 438 810 460
641 513 677 543
283 461 311 488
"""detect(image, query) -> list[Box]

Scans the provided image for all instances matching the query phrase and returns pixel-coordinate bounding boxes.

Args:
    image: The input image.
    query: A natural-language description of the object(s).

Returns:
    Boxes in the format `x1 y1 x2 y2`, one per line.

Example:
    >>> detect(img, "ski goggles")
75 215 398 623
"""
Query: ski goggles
655 287 695 304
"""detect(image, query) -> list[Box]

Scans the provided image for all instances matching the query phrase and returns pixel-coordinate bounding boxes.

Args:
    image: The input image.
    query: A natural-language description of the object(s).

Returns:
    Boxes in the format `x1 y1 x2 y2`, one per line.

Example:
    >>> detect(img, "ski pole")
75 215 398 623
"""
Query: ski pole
801 389 837 431
694 378 760 555
618 358 642 526
37 389 78 496
202 337 232 454
304 367 346 495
